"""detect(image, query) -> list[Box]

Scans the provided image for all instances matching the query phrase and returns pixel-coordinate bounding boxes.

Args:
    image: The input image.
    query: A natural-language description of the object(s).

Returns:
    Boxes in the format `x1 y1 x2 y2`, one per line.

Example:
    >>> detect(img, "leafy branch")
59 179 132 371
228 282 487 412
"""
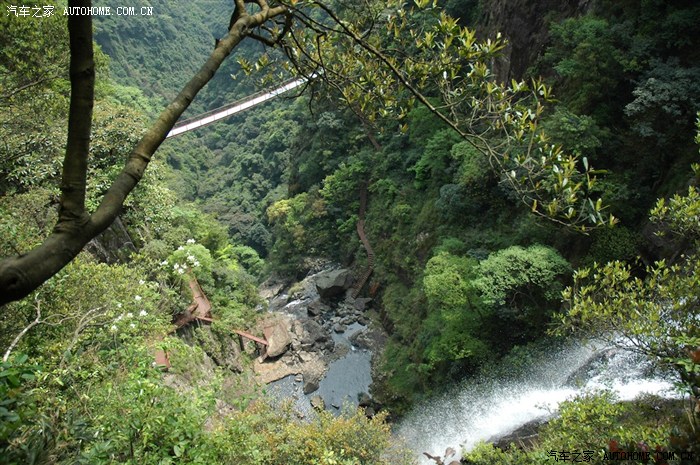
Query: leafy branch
275 0 616 231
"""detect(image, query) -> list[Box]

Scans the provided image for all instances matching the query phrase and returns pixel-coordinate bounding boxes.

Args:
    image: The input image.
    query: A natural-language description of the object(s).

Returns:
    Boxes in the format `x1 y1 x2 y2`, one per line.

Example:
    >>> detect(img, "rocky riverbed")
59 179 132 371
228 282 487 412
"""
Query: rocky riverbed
254 266 385 415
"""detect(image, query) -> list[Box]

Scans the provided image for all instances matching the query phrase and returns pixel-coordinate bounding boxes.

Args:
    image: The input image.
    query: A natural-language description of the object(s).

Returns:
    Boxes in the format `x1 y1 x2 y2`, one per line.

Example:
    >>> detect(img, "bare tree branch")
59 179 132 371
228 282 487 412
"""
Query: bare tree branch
3 298 42 362
0 73 62 101
60 305 106 368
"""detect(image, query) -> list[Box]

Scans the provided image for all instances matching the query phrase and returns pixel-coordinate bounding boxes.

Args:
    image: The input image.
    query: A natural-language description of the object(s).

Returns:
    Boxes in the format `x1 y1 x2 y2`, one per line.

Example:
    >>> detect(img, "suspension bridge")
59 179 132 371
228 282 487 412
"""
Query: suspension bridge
166 76 307 138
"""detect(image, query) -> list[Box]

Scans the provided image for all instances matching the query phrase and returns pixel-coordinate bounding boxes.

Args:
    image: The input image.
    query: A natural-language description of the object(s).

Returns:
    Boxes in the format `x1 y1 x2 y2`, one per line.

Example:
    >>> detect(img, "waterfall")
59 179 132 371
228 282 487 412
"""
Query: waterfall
395 341 678 464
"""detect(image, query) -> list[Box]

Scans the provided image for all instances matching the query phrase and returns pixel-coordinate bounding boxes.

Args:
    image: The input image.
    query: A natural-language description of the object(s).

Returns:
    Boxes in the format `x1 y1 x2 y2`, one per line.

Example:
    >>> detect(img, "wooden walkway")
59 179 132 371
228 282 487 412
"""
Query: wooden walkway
153 274 268 369
171 277 213 328
233 329 268 346
171 277 268 347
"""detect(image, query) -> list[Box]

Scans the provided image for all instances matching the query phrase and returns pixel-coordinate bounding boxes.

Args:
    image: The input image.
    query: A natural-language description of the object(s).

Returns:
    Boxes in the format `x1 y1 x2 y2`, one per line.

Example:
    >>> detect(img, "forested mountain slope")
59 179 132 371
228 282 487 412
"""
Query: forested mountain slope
0 2 402 463
2 0 700 463
94 0 270 112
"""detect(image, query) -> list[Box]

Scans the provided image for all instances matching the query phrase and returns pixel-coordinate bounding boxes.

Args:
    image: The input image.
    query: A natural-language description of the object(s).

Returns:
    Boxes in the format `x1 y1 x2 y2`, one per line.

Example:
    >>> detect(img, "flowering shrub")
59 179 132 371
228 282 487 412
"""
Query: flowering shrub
163 242 213 282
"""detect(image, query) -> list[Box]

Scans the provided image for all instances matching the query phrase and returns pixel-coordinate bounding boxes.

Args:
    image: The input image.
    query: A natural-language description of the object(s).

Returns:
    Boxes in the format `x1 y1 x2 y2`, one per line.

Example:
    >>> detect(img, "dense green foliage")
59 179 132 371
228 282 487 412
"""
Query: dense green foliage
557 155 700 398
93 0 262 110
3 0 700 462
463 391 683 465
538 1 700 221
469 125 700 465
0 6 404 463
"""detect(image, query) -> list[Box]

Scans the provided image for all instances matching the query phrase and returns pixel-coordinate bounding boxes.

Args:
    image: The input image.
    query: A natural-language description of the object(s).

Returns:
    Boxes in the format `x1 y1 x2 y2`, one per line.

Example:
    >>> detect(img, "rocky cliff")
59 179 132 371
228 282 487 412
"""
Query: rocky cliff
479 0 593 82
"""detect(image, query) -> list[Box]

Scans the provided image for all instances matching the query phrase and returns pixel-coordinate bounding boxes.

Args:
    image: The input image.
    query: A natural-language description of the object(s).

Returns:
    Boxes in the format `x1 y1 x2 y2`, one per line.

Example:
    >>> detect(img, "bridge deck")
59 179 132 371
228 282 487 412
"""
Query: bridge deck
166 77 307 138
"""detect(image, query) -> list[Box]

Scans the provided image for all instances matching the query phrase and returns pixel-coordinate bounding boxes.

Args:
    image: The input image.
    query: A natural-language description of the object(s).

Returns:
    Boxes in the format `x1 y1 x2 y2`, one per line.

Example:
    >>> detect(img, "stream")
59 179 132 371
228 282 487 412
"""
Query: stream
266 321 373 416
260 268 377 417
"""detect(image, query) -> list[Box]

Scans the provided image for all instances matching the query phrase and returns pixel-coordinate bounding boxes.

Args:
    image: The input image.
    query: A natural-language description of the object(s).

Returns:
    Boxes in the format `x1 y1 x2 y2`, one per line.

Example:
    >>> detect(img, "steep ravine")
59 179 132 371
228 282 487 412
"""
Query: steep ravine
251 272 678 465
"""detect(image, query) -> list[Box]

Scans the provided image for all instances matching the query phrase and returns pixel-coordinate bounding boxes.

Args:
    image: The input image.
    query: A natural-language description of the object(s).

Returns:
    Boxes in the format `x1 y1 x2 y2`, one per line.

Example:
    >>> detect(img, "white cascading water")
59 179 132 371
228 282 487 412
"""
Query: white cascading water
395 341 679 464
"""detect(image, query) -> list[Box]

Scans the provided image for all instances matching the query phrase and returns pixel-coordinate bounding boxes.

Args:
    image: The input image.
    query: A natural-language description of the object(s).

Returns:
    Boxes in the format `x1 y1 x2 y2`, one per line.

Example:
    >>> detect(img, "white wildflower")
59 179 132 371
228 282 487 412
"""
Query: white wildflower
187 254 196 263
193 261 200 267
117 303 122 308
126 312 133 318
177 268 185 275
110 325 118 332
160 260 168 266
177 246 184 251
139 279 145 285
139 310 148 317
186 238 195 244
130 323 136 329
134 295 142 302
116 315 123 321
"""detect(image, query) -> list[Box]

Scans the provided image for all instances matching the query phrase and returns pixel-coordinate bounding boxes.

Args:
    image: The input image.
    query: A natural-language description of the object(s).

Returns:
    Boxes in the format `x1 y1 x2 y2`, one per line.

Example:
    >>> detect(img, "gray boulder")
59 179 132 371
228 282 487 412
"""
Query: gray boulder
258 278 285 301
300 319 330 349
314 269 354 298
264 320 292 358
357 392 372 407
268 293 290 312
304 378 320 394
310 395 325 410
307 299 328 317
333 323 346 333
490 418 546 451
353 297 373 311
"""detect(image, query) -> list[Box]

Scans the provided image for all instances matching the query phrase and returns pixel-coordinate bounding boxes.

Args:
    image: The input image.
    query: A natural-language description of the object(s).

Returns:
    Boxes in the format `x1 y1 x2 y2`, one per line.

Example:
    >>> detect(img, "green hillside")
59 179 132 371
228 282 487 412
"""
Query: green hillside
2 0 700 463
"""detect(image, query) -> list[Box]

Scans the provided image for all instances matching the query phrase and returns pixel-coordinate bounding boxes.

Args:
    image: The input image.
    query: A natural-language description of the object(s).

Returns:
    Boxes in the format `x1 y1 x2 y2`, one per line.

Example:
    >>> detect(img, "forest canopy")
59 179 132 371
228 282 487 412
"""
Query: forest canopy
2 0 700 463
0 0 613 305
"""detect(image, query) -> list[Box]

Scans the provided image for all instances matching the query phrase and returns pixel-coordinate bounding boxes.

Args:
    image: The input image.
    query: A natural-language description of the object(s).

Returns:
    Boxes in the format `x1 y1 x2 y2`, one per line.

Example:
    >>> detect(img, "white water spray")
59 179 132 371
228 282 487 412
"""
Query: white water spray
395 342 678 464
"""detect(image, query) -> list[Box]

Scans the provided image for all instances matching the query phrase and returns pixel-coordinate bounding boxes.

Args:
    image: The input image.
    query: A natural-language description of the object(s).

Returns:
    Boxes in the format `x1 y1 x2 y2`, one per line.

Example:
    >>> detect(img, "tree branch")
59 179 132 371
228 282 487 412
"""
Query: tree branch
3 299 41 362
311 1 469 140
0 73 62 101
248 10 293 46
60 305 106 368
